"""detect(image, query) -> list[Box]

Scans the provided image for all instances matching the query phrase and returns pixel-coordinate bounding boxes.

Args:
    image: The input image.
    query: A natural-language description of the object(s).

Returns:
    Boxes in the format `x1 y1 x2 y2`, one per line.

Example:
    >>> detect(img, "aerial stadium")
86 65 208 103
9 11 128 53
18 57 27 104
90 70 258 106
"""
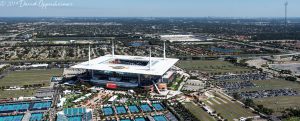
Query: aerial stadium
71 41 179 92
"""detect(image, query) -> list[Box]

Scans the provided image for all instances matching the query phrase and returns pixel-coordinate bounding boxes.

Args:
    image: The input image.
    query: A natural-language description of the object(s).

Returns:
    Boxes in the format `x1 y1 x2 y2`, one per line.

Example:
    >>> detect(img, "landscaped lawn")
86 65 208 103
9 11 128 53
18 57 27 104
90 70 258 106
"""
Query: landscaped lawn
170 77 183 90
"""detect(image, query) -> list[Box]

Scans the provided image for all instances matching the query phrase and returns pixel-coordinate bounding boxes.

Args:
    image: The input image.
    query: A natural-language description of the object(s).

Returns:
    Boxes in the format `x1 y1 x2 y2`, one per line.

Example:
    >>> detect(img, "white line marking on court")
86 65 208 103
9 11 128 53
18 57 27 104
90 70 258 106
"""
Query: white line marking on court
206 100 214 105
211 98 221 104
216 97 228 104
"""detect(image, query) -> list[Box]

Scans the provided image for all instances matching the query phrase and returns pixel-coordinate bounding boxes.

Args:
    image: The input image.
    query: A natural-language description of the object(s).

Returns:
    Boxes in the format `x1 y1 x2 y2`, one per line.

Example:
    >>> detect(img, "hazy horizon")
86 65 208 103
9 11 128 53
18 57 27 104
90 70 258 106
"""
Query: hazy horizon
0 0 299 17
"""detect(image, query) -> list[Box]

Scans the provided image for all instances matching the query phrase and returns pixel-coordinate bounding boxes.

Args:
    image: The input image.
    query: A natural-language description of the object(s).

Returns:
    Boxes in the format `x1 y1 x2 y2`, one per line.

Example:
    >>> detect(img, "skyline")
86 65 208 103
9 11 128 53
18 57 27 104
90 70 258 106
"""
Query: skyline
0 0 299 17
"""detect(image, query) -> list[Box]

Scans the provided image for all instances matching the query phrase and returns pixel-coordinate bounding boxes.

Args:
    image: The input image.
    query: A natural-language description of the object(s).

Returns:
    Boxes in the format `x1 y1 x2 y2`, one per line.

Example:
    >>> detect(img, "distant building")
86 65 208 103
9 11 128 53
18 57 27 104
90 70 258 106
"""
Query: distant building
30 64 49 68
160 34 212 42
63 68 86 78
15 64 48 69
127 41 148 47
69 40 76 43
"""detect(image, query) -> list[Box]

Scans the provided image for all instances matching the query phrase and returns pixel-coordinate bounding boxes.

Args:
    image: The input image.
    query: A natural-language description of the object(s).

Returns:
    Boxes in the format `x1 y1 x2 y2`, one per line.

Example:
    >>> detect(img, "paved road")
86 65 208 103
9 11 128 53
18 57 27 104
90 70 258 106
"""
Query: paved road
49 84 61 121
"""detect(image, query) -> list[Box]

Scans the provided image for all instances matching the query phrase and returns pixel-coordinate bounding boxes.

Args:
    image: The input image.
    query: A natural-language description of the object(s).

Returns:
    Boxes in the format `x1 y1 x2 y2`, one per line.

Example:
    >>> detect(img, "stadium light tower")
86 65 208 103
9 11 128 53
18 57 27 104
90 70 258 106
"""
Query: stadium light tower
163 41 166 59
88 44 95 78
149 46 152 70
111 39 115 57
285 1 288 27
88 44 91 66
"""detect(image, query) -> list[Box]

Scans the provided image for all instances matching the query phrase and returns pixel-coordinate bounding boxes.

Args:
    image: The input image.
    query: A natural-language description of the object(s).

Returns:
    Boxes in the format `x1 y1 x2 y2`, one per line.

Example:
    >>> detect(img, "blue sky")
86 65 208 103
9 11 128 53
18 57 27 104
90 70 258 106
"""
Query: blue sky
0 0 299 17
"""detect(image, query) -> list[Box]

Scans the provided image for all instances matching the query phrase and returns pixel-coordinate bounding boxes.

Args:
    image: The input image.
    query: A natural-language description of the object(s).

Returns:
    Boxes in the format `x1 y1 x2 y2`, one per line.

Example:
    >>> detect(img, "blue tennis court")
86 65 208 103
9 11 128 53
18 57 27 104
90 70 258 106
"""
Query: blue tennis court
58 108 87 121
115 106 127 114
103 107 114 116
128 105 139 113
152 103 164 111
30 113 43 121
64 108 86 116
134 117 146 121
0 103 30 112
140 104 152 112
68 116 82 121
153 115 167 121
0 115 24 121
20 103 30 110
32 102 51 110
120 119 131 121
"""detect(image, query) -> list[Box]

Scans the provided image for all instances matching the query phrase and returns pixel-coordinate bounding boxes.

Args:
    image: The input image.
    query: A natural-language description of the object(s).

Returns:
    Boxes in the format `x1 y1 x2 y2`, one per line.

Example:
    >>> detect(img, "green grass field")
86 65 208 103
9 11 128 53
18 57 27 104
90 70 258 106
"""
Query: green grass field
182 101 215 121
0 69 63 98
204 93 255 121
176 60 251 74
0 69 63 87
0 89 36 98
239 79 300 92
254 96 300 113
283 117 300 121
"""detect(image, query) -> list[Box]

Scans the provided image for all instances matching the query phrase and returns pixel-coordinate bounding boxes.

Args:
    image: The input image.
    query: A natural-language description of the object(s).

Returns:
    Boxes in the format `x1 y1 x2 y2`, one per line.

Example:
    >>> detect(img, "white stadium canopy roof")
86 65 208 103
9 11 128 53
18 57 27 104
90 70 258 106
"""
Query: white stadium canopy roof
71 54 179 76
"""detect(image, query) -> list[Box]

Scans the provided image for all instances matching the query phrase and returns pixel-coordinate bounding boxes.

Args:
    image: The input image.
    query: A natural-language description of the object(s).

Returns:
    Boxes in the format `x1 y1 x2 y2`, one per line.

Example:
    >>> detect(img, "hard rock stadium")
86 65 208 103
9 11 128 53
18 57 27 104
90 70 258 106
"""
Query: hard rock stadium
71 41 178 92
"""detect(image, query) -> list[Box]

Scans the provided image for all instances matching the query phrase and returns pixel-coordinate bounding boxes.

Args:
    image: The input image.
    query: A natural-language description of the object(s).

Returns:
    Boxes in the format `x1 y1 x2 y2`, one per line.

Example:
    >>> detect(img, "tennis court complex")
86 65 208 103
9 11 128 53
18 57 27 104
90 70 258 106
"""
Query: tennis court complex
0 103 30 113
